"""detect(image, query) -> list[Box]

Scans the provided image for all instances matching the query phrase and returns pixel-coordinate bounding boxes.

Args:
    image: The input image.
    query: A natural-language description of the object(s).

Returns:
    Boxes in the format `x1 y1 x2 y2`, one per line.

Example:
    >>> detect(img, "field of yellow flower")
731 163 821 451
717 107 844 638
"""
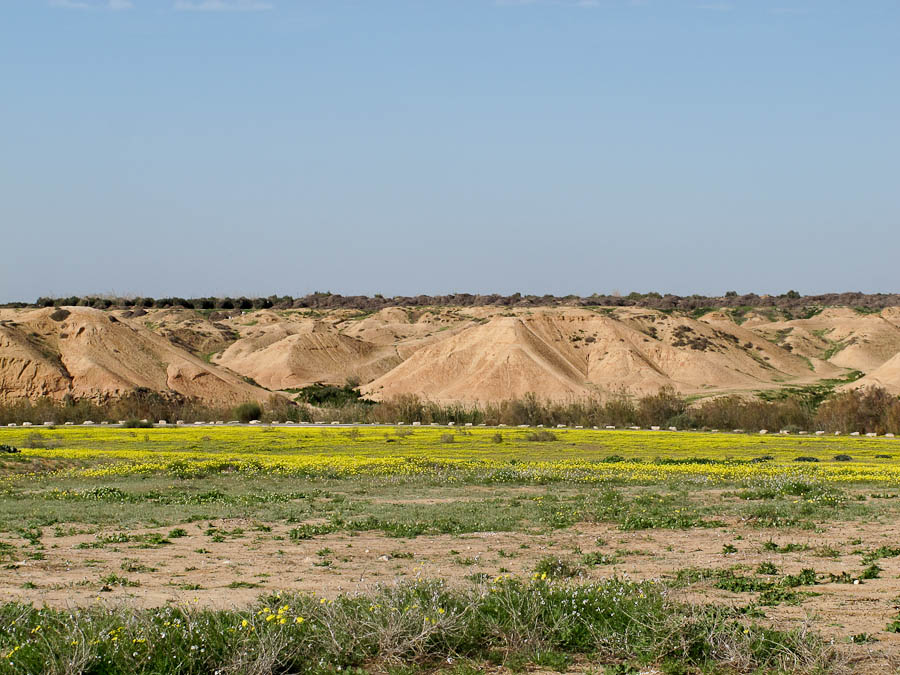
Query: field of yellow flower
3 425 900 484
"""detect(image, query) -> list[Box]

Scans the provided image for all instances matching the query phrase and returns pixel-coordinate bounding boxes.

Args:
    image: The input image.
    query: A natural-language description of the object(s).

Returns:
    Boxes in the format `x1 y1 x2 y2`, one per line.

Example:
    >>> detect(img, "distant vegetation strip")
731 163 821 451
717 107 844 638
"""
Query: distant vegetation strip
3 385 900 435
5 289 900 311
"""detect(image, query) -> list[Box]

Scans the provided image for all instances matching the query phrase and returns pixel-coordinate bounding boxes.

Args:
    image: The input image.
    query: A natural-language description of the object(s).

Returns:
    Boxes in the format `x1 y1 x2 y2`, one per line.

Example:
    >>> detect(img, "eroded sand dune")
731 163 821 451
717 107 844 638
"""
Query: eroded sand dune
3 304 900 405
0 307 269 404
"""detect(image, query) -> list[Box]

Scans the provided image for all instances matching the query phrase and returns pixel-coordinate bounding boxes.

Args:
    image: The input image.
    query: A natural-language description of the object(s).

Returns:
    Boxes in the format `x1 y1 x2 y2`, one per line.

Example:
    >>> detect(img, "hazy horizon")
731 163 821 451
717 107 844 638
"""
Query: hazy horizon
2 0 898 303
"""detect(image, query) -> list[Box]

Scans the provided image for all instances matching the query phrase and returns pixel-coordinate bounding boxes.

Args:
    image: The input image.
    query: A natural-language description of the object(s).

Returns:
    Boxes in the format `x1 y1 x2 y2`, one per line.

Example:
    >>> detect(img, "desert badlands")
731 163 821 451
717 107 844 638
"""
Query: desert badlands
3 301 900 406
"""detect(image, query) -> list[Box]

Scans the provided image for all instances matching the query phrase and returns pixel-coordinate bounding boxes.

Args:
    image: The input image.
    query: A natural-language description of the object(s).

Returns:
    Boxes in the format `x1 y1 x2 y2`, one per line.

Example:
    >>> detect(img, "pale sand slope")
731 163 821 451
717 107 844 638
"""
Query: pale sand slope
845 353 900 395
362 310 841 403
214 320 402 391
0 307 269 404
363 316 590 402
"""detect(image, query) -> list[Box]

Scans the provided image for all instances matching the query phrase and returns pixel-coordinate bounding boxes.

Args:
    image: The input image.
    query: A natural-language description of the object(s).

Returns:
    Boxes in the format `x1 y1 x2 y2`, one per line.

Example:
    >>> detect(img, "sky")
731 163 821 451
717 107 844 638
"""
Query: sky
1 0 898 302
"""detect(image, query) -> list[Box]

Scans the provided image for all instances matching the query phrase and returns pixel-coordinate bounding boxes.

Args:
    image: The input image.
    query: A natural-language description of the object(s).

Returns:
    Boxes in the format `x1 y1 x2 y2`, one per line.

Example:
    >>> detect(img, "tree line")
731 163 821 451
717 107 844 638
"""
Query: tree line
4 290 900 312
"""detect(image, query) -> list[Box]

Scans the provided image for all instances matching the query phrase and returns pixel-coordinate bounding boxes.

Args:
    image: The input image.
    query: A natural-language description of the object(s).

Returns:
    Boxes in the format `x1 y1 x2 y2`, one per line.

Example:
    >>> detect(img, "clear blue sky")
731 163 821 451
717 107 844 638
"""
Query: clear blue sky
2 0 898 302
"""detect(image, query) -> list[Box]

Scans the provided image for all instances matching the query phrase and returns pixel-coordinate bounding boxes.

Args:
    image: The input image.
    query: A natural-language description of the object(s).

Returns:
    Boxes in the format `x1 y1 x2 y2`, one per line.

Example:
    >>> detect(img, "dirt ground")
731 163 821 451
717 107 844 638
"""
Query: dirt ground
5 516 900 670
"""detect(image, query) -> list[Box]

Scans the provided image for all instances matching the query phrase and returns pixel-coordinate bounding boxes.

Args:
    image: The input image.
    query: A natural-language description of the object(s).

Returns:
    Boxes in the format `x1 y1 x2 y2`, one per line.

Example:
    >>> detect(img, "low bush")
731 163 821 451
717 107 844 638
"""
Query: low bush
526 431 558 442
122 419 154 429
233 402 263 424
293 382 374 408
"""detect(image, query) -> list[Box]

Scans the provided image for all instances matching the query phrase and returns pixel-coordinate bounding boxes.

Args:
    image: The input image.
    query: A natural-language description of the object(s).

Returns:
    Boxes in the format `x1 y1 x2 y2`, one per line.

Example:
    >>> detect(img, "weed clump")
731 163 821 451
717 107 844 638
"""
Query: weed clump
533 556 583 579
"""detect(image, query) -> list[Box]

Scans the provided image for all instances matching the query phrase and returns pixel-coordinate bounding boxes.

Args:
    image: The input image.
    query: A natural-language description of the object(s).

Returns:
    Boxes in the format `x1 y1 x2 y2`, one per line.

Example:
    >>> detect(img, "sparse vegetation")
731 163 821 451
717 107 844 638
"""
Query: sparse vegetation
1 424 899 670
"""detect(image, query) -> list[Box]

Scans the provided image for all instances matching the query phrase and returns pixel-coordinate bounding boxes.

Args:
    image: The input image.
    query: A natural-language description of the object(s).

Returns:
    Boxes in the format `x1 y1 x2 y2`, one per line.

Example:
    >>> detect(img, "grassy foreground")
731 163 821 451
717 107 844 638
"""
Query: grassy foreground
3 426 900 673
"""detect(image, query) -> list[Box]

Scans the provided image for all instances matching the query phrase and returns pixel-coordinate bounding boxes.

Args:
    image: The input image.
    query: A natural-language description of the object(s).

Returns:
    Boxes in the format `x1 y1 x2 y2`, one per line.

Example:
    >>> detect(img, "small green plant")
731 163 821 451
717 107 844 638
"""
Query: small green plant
813 545 840 558
828 571 854 584
756 562 778 575
860 563 882 580
861 546 900 564
758 587 800 606
581 551 618 566
782 568 817 587
120 559 156 573
533 556 582 579
100 573 139 587
887 613 900 633
390 551 414 559
849 633 876 644
762 540 807 553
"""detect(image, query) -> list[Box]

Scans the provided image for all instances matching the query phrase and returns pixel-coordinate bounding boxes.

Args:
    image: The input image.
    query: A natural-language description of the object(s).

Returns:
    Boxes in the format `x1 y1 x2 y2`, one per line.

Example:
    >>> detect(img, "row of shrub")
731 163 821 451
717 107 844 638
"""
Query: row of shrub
6 290 899 311
299 387 900 435
3 386 900 435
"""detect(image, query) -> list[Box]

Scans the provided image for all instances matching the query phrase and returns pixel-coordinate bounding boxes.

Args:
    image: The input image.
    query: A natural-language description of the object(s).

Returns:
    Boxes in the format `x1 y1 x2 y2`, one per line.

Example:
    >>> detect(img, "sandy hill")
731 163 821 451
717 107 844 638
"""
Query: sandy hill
363 316 590 402
0 307 269 405
119 307 239 357
362 309 843 403
214 320 401 391
4 303 900 405
844 353 900 395
748 308 900 373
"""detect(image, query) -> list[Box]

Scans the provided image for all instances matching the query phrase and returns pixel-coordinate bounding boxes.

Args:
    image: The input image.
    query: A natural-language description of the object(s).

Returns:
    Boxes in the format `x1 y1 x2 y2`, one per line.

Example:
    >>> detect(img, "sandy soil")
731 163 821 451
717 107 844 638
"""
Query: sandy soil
5 516 900 667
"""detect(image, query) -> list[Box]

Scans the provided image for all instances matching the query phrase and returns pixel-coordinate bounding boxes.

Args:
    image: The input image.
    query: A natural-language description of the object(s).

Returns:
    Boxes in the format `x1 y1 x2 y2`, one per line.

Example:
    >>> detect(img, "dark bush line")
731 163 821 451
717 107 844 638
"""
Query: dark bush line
5 290 900 312
0 578 831 674
3 387 900 435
